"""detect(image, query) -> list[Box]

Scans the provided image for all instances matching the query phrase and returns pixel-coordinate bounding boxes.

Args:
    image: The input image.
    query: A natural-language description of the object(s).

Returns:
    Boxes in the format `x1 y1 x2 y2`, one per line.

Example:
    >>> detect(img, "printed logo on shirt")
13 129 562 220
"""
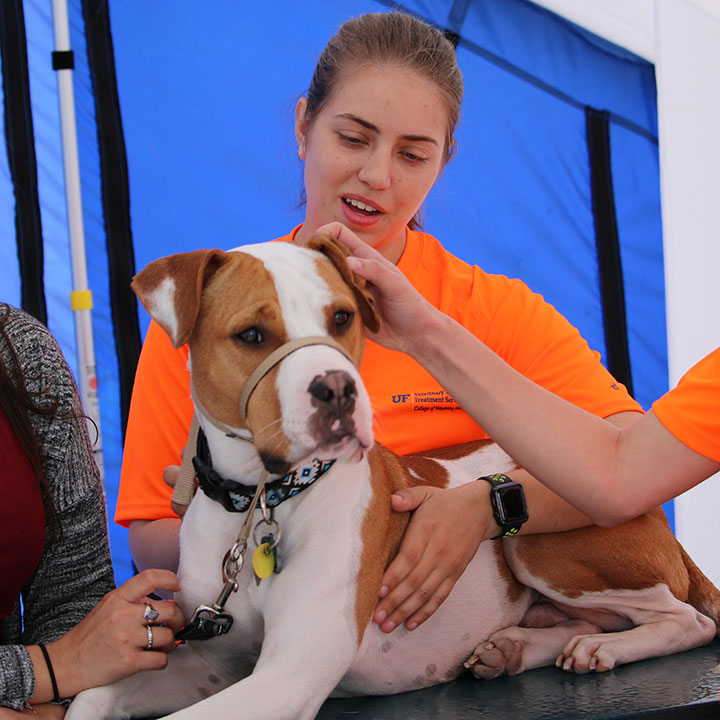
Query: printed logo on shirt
391 389 462 412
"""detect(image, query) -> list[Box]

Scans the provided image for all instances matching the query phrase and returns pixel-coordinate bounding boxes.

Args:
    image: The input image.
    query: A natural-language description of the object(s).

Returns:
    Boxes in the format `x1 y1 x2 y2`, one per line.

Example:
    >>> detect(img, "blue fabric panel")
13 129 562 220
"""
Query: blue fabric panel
68 0 131 584
24 0 76 370
0 63 21 308
424 42 605 366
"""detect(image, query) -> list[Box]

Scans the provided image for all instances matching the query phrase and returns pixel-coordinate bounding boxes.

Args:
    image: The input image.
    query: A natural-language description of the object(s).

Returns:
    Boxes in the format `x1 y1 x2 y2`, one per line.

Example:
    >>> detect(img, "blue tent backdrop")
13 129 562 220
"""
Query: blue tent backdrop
1 0 664 584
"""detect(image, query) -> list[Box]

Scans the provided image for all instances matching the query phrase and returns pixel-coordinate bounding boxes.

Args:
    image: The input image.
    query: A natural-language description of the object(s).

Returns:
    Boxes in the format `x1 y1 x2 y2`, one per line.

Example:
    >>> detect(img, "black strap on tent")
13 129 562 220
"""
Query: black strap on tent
585 107 634 397
82 0 140 438
0 0 47 324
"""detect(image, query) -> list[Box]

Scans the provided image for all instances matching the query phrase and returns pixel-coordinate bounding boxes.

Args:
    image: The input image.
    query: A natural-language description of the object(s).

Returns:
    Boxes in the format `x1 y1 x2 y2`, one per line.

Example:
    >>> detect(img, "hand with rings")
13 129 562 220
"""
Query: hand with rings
39 569 185 700
143 602 160 651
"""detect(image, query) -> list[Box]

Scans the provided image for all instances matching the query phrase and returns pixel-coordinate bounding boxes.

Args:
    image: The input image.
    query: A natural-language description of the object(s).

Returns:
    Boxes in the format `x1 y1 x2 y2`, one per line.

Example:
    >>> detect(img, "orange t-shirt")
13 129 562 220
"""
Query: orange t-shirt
116 227 641 526
652 347 720 462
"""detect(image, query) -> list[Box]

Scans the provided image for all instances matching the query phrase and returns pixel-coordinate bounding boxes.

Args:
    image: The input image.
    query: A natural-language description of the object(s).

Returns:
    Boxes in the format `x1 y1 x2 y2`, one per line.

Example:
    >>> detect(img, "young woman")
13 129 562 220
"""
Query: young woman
0 304 183 717
117 12 642 638
317 222 720 525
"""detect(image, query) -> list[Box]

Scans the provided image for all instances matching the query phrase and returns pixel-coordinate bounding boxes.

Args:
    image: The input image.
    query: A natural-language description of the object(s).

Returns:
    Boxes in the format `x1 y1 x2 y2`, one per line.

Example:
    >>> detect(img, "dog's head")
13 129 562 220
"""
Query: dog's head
132 235 380 475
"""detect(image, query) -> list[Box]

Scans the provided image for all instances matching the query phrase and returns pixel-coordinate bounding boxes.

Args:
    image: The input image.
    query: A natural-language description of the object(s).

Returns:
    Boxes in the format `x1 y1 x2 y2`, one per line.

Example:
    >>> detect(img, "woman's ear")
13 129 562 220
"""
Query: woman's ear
295 97 309 160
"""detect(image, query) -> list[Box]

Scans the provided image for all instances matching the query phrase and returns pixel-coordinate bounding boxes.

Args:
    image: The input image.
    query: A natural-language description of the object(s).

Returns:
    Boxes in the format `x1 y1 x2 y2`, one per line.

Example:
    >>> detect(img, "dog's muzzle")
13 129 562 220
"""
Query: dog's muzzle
238 336 355 424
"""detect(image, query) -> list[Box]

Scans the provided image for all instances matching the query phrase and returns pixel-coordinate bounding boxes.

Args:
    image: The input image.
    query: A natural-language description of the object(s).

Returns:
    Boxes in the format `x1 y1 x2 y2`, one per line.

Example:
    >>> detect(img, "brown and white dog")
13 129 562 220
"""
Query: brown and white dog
66 237 720 720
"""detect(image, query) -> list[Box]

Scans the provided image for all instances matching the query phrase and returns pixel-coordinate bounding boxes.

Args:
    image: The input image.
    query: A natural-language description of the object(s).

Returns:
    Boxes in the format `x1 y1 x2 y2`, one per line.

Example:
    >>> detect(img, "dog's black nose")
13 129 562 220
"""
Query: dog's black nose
260 453 292 476
308 371 357 416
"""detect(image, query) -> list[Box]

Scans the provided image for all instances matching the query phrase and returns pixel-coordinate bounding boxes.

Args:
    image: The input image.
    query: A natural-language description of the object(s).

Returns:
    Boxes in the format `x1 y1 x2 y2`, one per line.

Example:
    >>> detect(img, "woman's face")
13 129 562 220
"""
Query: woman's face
295 64 448 263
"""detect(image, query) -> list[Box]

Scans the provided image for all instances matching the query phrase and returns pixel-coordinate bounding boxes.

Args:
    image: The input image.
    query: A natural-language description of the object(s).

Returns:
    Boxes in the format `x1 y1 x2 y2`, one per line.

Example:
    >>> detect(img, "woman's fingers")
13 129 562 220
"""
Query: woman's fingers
140 597 185 633
315 222 379 259
116 568 180 603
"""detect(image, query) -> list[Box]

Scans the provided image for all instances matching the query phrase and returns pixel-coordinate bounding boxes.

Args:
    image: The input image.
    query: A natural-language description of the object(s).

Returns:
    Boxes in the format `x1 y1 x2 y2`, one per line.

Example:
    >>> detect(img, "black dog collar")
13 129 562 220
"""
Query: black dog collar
193 428 335 513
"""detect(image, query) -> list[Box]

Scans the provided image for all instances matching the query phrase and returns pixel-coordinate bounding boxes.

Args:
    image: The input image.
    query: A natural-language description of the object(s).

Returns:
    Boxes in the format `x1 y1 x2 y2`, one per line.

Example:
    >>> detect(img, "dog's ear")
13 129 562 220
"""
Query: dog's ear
307 234 381 333
132 249 230 347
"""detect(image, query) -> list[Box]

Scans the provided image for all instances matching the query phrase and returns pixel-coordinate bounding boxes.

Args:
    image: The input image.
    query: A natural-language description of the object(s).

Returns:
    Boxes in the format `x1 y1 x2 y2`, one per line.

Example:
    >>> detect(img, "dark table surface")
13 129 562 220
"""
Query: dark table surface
317 639 720 719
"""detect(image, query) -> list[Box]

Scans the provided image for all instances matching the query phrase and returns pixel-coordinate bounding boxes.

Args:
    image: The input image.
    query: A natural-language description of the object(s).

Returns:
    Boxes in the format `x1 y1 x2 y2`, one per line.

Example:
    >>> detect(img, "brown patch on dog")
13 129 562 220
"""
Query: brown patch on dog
132 249 231 347
511 507 691 600
400 455 449 489
408 439 497 462
307 234 381 334
310 254 371 367
354 444 413 644
493 541 528 604
186 253 291 457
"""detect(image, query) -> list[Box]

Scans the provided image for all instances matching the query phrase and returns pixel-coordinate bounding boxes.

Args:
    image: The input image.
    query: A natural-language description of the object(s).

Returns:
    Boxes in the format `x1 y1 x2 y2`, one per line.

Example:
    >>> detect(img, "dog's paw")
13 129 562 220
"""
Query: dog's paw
556 634 618 674
464 636 523 680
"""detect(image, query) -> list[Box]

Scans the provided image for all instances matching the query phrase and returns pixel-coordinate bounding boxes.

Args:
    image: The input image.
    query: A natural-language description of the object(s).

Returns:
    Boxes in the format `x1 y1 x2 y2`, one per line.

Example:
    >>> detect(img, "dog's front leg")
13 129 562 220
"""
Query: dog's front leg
65 643 250 720
162 558 361 720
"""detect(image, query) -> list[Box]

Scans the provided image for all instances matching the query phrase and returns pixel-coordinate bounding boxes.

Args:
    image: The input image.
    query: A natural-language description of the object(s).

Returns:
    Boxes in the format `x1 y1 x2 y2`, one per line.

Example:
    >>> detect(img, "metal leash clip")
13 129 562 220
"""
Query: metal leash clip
175 543 245 643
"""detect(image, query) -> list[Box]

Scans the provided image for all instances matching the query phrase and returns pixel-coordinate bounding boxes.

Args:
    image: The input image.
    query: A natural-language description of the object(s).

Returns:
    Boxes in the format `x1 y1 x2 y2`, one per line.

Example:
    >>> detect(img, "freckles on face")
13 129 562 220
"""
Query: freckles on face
296 65 449 257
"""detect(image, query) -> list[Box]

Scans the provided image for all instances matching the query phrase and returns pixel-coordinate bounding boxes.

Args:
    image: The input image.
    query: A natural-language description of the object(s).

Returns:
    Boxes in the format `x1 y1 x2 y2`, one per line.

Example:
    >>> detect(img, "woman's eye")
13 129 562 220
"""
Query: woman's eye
334 310 353 329
339 133 364 146
234 327 264 344
402 151 428 164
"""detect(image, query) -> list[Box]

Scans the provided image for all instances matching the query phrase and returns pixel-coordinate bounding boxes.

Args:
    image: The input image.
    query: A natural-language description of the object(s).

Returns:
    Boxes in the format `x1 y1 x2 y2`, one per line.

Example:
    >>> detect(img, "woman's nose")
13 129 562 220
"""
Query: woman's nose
357 148 391 190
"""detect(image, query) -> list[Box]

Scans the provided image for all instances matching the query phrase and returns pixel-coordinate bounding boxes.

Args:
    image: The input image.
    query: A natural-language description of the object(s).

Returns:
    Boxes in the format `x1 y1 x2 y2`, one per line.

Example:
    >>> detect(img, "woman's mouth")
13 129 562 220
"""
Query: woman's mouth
343 197 382 216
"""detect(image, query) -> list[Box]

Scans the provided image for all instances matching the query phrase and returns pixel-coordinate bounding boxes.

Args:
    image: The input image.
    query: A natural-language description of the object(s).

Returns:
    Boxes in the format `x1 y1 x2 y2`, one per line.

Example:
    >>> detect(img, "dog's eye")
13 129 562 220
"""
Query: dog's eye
333 310 353 330
234 327 264 344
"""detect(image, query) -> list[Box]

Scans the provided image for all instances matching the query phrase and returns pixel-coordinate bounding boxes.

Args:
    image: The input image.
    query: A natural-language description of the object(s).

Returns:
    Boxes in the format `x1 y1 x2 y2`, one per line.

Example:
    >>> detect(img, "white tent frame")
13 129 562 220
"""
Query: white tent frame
531 0 720 586
51 0 104 480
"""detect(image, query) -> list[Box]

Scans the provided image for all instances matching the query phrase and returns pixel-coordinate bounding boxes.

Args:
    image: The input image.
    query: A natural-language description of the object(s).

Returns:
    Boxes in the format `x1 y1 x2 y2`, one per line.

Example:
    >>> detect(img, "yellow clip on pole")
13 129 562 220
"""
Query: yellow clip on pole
70 289 93 311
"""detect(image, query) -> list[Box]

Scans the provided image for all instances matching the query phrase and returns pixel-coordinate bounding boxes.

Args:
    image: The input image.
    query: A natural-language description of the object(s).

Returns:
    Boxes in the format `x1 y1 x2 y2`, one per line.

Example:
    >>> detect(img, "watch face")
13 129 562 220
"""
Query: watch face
496 484 529 523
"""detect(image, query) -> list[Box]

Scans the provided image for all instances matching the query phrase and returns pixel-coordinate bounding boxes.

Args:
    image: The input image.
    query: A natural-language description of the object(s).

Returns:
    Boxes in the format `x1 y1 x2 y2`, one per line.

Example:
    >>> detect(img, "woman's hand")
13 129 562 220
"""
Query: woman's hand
373 481 496 633
314 222 441 354
41 569 184 701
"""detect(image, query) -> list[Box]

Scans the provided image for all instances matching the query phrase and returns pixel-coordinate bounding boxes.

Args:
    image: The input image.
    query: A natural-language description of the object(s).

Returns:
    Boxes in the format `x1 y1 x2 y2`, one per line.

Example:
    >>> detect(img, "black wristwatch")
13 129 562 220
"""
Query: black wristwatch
478 473 529 539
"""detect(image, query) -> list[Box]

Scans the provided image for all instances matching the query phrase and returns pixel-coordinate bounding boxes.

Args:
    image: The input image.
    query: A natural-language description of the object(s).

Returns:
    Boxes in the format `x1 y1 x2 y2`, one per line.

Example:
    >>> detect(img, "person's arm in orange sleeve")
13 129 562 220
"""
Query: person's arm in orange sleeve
337 223 717 518
117 320 194 574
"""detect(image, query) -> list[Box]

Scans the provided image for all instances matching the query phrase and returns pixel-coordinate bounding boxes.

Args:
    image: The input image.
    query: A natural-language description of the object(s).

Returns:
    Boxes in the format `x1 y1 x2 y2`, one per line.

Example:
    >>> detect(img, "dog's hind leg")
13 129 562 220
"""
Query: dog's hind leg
465 619 601 679
555 593 717 673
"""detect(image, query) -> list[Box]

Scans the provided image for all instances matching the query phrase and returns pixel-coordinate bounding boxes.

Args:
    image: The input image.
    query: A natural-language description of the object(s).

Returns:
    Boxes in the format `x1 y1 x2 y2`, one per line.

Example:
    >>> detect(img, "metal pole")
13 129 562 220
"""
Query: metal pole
51 0 104 482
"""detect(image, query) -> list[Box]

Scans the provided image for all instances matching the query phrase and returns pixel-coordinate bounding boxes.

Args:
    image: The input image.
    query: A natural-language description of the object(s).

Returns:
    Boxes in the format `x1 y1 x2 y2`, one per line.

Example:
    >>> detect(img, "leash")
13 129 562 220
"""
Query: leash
173 414 200 509
176 471 271 642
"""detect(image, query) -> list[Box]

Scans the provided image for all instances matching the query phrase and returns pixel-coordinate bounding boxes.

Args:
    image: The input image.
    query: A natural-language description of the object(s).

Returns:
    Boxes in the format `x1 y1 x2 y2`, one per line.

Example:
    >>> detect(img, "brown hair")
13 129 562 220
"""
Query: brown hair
0 307 62 544
302 12 464 229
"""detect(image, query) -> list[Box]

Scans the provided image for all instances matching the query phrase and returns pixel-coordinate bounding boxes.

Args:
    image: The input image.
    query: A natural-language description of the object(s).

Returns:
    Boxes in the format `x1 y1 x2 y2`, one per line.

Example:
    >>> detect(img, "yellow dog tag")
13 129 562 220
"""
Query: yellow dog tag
252 543 275 579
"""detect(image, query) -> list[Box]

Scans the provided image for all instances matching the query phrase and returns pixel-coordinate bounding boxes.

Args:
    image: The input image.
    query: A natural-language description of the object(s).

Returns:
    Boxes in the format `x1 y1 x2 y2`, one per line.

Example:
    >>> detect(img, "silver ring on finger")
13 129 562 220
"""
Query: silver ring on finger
143 602 160 622
145 624 154 651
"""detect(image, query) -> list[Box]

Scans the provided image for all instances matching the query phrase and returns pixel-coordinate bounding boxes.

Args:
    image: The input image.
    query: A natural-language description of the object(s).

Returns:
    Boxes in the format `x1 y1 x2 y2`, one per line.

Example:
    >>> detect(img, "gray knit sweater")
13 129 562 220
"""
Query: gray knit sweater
0 304 115 709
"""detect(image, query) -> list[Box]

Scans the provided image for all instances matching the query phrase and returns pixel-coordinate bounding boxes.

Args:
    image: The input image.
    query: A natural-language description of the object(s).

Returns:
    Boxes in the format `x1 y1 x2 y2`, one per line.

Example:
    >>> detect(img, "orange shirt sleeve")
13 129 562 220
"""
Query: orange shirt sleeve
652 347 720 462
115 320 193 526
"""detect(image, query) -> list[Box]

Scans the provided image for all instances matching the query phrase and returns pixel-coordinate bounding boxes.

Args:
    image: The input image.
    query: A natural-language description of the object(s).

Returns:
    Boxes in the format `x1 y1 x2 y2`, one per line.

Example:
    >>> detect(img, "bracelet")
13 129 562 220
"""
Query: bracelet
37 642 60 703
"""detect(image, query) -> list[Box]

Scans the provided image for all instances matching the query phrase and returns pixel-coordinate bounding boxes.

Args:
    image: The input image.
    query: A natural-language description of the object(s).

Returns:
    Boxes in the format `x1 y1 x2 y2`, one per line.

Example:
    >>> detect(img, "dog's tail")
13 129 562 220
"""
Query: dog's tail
680 541 720 634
